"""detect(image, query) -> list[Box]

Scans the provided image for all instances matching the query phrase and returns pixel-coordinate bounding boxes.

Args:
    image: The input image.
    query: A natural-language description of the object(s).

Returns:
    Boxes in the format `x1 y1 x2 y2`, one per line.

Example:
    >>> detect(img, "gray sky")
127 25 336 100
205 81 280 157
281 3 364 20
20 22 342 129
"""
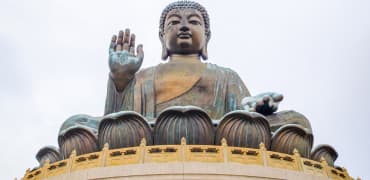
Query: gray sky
0 0 369 179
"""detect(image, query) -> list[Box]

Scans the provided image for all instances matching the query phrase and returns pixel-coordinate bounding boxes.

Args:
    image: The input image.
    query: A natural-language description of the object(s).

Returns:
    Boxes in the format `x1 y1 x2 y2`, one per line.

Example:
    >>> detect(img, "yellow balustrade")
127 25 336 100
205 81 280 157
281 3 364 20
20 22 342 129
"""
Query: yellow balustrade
300 158 327 177
44 160 69 178
70 152 102 172
326 166 350 180
265 150 300 171
145 145 182 163
225 141 264 165
105 146 141 166
21 138 353 180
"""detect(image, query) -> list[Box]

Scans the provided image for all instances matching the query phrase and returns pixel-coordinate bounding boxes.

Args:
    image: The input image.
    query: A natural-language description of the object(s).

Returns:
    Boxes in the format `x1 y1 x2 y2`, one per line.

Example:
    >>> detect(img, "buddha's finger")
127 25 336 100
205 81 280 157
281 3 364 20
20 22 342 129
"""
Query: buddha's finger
116 44 122 51
124 28 130 44
263 96 270 104
123 43 129 51
129 46 135 55
256 99 264 109
259 98 271 111
272 94 283 102
256 103 269 115
270 104 278 112
245 101 253 106
129 34 136 49
137 44 144 63
109 35 117 52
117 30 124 44
117 31 124 51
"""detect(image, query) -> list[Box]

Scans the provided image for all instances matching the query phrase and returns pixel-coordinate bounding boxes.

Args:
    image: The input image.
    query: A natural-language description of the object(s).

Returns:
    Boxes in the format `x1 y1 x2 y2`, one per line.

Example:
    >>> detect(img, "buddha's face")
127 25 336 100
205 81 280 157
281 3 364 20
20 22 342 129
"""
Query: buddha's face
162 8 207 56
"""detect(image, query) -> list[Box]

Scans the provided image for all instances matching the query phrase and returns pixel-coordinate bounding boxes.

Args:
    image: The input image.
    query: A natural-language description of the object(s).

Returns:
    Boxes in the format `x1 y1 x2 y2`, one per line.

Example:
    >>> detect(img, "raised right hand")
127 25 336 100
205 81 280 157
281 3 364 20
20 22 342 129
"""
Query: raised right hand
109 29 144 86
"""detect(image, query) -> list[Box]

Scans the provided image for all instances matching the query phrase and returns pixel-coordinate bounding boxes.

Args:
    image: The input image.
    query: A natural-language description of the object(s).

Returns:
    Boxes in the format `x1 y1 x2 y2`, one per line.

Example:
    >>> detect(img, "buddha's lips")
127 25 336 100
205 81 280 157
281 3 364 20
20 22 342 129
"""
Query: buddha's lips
177 33 192 39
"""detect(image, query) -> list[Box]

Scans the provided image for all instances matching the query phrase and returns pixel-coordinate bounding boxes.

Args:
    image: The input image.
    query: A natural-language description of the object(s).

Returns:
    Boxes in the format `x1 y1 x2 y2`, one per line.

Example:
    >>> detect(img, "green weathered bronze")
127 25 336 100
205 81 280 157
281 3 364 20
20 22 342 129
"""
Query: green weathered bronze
58 114 99 159
35 146 62 166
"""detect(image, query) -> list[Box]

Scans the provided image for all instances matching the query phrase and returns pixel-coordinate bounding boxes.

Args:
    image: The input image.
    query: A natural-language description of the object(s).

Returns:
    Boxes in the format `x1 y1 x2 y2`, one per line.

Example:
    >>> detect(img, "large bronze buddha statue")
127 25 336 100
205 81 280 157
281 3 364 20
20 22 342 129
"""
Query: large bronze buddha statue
48 0 334 167
105 1 286 121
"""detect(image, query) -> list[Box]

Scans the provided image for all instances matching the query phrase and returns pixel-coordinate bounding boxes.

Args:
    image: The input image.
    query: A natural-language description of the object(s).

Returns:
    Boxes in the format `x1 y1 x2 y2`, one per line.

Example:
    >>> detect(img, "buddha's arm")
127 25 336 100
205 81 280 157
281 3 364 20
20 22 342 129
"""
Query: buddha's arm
108 29 143 92
226 70 283 115
104 75 135 115
104 29 143 115
226 70 251 112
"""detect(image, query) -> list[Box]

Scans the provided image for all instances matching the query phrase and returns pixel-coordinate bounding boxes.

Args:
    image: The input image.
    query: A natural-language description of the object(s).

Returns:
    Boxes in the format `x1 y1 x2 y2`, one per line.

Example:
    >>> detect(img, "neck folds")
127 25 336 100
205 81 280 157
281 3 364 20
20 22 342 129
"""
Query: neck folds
169 54 201 63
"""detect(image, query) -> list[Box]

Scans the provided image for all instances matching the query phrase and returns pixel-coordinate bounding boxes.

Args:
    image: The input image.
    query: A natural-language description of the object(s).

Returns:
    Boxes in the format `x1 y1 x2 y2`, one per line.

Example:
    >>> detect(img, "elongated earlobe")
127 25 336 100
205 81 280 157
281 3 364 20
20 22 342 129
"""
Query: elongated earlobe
159 31 168 60
201 36 210 60
161 45 168 60
201 46 208 60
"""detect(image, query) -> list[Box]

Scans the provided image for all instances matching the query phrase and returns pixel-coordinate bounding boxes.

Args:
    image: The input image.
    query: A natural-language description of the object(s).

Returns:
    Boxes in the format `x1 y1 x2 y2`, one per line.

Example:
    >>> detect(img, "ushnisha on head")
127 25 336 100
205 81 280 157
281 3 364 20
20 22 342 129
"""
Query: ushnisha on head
159 0 211 60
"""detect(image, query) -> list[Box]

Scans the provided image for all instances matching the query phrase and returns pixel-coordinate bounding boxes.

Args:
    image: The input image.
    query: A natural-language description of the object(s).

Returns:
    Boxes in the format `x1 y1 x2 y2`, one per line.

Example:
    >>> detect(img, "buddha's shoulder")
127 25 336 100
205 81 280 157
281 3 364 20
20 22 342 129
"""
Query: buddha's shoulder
136 66 156 77
204 62 239 75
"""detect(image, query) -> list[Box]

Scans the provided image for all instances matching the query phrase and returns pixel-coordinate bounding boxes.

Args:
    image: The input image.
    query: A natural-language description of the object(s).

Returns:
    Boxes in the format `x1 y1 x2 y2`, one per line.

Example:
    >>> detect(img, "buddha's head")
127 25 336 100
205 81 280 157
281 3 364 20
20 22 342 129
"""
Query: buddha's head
159 1 211 60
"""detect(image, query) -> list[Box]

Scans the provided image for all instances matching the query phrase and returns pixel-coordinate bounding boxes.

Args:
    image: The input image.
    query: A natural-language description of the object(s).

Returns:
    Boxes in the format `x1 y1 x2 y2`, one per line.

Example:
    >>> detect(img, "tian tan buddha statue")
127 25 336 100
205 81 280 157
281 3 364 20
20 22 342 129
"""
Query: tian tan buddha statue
36 0 339 169
104 2 284 120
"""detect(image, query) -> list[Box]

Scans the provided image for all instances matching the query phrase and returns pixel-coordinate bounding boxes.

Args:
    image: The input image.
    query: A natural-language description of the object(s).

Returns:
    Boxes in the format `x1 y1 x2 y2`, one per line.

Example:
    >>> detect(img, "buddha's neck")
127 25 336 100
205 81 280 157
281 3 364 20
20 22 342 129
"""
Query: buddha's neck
169 54 201 63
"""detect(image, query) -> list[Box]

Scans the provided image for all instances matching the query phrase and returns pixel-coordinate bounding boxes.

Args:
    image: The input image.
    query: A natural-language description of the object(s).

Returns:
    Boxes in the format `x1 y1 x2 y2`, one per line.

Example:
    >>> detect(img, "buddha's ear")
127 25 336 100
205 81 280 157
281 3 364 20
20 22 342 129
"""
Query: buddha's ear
200 35 210 60
200 46 208 60
159 31 168 60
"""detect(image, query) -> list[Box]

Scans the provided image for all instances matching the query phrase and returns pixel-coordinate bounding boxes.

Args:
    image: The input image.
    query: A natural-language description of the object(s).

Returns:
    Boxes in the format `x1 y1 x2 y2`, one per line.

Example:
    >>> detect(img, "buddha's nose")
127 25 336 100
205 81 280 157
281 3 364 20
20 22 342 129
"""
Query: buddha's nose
180 25 189 32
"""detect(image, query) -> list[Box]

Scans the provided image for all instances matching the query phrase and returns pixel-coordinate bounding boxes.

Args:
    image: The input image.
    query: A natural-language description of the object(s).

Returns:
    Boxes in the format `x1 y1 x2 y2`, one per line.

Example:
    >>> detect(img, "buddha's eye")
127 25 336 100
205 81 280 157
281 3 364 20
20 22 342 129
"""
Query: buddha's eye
189 20 201 25
168 20 180 26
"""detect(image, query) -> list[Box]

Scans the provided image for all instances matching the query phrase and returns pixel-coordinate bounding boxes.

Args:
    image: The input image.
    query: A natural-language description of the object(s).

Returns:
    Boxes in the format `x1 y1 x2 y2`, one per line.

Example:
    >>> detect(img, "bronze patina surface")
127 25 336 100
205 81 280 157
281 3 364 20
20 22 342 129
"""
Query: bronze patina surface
58 115 99 159
271 124 313 158
311 144 338 167
215 111 271 149
153 106 214 145
104 1 284 120
98 111 153 149
35 146 61 166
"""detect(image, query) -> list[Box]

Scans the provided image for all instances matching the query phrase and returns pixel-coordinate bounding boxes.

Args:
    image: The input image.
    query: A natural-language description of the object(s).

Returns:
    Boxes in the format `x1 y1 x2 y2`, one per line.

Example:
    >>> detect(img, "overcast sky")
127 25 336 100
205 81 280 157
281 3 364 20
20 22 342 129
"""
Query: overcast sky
0 0 369 179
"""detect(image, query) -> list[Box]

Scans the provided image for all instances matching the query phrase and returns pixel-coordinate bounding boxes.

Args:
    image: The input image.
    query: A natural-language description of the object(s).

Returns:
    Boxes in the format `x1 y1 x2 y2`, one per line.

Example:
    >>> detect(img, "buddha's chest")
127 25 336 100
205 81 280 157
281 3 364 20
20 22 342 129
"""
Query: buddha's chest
154 61 207 104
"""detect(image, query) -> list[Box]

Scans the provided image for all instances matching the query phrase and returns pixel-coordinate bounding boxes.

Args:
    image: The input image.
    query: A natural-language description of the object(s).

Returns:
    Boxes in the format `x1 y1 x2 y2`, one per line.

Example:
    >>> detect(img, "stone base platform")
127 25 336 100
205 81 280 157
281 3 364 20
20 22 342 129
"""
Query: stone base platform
46 162 330 180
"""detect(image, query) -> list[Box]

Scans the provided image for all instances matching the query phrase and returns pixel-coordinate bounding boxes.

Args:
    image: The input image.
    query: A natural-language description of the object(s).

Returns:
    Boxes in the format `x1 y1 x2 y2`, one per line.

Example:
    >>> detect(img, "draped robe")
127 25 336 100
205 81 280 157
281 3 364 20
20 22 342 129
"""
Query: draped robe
104 59 250 120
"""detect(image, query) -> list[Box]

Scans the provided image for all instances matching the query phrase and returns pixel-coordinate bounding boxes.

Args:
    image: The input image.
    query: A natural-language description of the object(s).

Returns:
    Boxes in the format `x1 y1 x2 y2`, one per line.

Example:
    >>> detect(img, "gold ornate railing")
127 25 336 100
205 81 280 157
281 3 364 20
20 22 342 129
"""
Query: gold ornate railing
22 138 354 180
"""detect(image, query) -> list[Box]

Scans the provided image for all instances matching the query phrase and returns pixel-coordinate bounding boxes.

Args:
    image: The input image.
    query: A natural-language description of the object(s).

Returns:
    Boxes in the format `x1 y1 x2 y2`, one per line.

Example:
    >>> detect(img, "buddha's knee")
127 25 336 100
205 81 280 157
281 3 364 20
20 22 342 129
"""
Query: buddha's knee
266 111 313 158
58 114 100 159
265 110 312 134
35 146 62 167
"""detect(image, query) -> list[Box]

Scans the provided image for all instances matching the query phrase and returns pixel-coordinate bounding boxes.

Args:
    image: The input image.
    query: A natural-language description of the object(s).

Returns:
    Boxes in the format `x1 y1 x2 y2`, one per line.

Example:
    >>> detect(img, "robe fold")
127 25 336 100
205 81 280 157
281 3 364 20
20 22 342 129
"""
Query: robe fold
104 60 250 120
